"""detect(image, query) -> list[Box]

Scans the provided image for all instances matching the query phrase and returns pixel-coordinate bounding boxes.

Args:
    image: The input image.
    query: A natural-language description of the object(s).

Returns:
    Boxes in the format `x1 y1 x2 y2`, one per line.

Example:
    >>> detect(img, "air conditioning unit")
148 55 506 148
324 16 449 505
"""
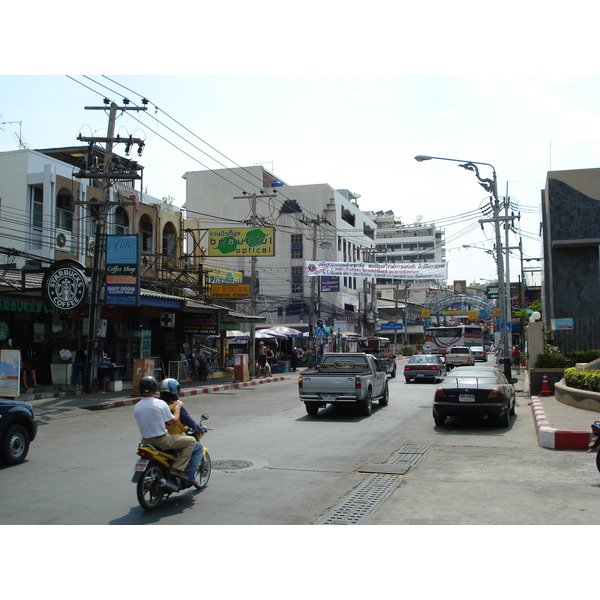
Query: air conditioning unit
87 237 96 256
56 230 72 251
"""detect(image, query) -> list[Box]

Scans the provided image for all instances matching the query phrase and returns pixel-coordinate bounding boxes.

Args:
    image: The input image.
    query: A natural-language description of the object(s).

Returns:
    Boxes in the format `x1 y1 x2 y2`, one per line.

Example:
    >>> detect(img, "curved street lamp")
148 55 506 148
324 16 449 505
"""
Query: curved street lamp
415 154 512 379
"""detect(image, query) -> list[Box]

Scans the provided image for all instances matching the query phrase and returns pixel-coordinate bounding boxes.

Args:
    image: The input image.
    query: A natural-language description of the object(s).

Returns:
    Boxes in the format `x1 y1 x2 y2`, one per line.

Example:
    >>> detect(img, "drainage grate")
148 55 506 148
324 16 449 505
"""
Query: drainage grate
319 474 401 525
318 444 433 525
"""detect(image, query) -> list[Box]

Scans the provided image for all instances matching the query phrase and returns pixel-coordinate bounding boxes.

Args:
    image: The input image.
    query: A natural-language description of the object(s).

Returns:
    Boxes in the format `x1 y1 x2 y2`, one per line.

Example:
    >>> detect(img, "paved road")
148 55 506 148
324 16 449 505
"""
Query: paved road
2 365 600 525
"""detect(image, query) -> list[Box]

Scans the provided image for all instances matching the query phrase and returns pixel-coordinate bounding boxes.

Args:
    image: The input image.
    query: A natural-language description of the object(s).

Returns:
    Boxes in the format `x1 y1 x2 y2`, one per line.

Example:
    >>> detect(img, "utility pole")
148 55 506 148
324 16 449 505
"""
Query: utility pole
75 100 146 392
232 191 278 378
300 214 329 360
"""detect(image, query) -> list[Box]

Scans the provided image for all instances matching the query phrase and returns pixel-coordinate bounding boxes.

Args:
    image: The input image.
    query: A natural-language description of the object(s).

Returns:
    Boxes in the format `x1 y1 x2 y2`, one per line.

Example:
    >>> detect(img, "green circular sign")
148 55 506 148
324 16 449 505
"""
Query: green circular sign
0 321 9 340
44 265 87 311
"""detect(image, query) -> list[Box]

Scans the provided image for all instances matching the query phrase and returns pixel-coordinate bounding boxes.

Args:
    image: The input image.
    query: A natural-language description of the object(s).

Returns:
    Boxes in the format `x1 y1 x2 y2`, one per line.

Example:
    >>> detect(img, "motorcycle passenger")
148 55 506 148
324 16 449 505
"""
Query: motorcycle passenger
159 378 207 484
133 375 196 482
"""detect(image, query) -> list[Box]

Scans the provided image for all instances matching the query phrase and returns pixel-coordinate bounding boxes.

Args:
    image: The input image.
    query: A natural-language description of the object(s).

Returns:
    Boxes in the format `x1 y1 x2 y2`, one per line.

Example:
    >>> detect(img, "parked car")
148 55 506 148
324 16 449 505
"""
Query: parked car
404 354 446 383
470 346 487 362
432 366 517 428
0 399 38 465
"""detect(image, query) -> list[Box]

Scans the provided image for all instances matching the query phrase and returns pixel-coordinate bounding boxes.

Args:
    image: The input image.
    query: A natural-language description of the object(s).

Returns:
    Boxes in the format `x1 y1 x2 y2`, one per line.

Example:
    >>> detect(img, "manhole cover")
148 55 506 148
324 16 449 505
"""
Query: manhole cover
212 459 254 471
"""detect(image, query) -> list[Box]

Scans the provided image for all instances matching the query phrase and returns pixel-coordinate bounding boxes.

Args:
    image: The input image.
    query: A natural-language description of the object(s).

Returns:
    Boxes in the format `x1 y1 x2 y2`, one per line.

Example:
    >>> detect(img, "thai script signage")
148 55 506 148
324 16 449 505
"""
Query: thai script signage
207 227 275 257
306 261 448 280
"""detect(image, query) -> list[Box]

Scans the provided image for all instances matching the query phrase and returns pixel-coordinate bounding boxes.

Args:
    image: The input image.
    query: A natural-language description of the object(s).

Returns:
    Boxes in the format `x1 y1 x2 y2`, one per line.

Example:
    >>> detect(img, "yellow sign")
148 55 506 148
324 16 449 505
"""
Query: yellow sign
211 284 251 299
421 309 431 318
492 307 500 317
203 266 243 285
208 227 275 257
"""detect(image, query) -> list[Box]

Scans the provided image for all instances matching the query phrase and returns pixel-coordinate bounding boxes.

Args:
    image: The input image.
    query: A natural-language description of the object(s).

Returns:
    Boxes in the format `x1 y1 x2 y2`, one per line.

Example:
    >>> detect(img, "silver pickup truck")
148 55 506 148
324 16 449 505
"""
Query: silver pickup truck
298 353 389 416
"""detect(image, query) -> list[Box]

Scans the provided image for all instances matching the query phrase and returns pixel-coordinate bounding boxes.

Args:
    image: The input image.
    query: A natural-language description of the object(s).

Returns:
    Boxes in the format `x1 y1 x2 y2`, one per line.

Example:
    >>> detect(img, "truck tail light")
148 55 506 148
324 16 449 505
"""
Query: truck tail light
298 376 303 390
355 376 362 390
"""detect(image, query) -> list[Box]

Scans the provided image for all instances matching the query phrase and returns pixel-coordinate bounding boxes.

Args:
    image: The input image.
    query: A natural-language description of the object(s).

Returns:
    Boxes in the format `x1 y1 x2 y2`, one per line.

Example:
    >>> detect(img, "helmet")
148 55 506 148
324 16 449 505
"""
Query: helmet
139 375 158 395
159 378 181 402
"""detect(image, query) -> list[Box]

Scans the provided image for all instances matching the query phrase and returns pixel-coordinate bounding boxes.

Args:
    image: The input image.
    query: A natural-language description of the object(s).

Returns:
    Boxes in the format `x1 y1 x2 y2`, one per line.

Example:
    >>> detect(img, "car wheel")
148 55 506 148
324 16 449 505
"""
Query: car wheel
434 413 446 427
305 402 320 416
379 383 389 407
1 424 30 465
498 409 510 428
509 398 516 416
359 391 373 416
390 365 396 379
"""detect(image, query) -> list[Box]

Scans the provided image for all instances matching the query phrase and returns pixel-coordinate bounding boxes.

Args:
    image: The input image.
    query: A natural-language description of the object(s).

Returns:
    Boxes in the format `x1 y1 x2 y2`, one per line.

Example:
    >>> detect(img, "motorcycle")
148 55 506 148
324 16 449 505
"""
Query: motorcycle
587 420 600 473
132 413 212 511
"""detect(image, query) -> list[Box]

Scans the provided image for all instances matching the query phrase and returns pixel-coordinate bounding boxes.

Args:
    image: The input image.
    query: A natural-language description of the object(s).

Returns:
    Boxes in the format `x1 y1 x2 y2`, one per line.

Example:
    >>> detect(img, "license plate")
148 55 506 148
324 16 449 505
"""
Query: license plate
459 394 475 402
134 459 149 472
322 394 337 401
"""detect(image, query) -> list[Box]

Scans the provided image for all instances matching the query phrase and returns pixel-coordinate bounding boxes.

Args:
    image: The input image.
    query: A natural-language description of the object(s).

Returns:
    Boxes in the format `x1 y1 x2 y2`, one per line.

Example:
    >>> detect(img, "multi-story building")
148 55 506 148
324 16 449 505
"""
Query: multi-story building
183 166 379 335
364 210 447 345
0 146 237 388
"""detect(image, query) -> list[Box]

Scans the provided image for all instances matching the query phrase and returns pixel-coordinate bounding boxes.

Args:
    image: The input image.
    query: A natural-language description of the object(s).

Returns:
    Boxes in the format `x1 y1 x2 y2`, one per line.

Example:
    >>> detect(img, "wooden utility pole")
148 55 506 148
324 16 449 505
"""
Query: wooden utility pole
75 101 146 392
232 191 278 377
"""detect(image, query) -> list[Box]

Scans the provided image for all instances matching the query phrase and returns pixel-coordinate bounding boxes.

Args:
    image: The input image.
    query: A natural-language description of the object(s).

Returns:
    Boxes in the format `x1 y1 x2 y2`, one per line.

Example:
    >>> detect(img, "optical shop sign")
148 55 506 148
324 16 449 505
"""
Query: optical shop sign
306 261 448 281
105 235 140 306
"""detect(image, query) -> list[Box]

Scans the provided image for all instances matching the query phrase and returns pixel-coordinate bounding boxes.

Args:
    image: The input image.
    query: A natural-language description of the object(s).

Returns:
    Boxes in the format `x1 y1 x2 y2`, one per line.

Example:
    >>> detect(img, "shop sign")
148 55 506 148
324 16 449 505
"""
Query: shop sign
105 235 140 306
211 284 251 299
42 260 88 311
207 227 275 257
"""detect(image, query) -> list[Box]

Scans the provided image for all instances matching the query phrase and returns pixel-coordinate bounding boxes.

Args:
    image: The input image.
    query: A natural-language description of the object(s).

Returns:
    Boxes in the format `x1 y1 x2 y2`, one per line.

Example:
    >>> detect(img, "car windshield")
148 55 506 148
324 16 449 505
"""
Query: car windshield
408 356 438 364
444 375 500 385
471 347 484 351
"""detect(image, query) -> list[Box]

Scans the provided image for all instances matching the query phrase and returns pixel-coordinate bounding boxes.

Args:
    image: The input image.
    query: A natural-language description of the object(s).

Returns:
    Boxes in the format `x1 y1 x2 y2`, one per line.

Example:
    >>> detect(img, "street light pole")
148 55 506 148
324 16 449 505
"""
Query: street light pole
415 154 512 379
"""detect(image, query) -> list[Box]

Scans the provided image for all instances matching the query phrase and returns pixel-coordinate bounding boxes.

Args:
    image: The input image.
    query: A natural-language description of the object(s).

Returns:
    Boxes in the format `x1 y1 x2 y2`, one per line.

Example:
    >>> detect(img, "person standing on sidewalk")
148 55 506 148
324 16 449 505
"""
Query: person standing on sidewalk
511 345 522 375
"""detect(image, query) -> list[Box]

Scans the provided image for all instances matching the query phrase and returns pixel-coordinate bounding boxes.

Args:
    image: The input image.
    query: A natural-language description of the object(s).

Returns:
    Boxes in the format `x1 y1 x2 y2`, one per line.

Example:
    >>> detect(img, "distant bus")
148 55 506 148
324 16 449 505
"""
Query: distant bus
422 325 483 354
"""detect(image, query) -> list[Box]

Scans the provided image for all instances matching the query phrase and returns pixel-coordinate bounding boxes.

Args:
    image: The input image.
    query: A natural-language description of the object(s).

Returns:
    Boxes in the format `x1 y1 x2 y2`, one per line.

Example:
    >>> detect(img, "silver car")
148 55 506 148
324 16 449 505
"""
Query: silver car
470 346 487 362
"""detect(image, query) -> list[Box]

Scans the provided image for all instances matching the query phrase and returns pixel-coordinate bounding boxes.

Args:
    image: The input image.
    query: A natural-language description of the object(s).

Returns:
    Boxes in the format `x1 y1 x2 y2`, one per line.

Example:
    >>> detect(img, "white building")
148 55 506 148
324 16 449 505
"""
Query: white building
183 166 379 334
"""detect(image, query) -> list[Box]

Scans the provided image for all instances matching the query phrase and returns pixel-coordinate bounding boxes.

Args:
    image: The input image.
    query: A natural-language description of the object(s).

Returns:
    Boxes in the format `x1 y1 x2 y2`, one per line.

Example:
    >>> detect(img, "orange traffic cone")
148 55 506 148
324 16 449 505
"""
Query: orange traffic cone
539 374 552 396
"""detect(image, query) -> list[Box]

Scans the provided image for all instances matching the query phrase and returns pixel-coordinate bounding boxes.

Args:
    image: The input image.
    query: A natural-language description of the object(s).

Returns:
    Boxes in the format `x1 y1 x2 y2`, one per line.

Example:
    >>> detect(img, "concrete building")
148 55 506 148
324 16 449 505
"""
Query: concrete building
183 166 380 336
542 167 600 354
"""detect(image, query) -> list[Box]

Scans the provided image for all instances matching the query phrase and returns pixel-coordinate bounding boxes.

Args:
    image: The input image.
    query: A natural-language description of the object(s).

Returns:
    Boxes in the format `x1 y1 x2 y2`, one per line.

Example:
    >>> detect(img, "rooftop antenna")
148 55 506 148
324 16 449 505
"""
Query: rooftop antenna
0 120 26 149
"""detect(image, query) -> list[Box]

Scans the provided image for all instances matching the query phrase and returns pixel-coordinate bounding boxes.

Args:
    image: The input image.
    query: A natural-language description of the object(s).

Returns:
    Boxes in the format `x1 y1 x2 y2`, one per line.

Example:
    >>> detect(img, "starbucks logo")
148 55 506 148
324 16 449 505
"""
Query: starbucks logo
43 262 88 311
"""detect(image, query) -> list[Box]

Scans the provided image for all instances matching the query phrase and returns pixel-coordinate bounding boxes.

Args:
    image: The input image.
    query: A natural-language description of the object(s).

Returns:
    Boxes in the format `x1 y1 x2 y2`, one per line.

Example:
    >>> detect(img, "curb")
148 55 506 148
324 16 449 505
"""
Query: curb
85 376 289 411
530 395 591 450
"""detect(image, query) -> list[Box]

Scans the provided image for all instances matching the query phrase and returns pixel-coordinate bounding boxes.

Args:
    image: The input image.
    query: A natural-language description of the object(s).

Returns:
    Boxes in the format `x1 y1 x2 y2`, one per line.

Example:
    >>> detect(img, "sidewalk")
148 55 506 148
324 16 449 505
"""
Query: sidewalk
22 374 290 418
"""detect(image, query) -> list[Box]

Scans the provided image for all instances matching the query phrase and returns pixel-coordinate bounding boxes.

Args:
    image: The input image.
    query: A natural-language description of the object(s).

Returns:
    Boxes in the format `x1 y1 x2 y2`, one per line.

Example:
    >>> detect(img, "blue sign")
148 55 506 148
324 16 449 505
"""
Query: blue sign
381 321 403 330
315 327 328 337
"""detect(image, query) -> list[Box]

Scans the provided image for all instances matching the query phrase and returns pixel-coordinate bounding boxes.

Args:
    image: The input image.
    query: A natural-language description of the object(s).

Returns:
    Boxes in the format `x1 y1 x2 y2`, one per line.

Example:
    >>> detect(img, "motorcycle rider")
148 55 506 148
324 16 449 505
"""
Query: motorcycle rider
133 375 196 482
158 378 207 484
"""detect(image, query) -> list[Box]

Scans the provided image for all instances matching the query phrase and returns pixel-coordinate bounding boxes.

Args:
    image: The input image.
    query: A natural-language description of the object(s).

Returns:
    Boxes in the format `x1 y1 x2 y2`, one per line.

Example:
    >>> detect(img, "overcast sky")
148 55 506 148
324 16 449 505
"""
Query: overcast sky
3 3 599 289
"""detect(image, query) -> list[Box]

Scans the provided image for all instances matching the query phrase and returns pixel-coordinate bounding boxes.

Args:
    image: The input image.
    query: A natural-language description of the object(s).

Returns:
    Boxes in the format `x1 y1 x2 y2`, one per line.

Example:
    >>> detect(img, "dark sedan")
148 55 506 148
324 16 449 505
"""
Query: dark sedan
432 366 516 427
0 399 38 465
404 354 446 383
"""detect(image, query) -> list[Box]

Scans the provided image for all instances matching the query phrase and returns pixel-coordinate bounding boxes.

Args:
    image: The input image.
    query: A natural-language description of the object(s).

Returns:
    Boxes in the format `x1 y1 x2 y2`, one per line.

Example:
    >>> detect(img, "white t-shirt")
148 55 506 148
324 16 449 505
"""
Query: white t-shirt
134 396 172 438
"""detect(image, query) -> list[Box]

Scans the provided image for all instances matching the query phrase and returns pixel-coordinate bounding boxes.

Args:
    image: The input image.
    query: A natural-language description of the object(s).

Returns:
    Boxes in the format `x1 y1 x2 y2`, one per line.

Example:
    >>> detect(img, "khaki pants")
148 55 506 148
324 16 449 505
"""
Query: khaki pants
142 433 195 472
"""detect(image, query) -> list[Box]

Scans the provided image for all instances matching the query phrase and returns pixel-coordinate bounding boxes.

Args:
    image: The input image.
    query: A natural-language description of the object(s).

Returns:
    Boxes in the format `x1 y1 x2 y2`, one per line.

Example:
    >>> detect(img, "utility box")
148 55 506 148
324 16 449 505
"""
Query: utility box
132 358 155 395
233 353 249 382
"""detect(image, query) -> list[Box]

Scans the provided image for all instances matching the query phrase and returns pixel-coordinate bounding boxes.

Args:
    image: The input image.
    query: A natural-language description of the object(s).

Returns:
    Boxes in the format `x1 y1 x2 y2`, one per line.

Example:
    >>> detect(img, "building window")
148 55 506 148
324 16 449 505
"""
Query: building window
114 207 130 235
291 265 303 294
56 188 74 232
140 215 153 253
162 222 177 257
291 233 303 259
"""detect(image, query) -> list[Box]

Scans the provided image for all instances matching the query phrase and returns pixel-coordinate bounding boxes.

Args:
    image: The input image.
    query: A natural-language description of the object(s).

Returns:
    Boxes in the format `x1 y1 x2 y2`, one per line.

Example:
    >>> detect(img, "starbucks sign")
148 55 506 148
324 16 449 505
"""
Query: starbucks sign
43 260 88 311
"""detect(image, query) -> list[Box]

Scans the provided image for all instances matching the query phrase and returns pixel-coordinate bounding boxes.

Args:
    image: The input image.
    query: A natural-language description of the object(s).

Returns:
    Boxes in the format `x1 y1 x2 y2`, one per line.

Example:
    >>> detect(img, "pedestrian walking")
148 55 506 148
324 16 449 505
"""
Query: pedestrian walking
511 345 522 375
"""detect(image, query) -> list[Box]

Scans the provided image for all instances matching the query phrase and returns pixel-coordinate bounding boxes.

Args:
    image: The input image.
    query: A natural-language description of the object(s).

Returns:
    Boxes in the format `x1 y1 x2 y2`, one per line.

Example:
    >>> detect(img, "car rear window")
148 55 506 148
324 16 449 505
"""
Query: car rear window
319 357 369 371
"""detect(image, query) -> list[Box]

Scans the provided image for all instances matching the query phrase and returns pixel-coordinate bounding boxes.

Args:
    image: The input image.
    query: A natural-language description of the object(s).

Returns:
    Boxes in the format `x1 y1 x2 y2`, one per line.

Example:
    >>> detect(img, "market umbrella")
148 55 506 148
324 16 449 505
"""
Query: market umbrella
267 326 302 337
255 330 277 338
226 330 250 339
263 328 289 339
